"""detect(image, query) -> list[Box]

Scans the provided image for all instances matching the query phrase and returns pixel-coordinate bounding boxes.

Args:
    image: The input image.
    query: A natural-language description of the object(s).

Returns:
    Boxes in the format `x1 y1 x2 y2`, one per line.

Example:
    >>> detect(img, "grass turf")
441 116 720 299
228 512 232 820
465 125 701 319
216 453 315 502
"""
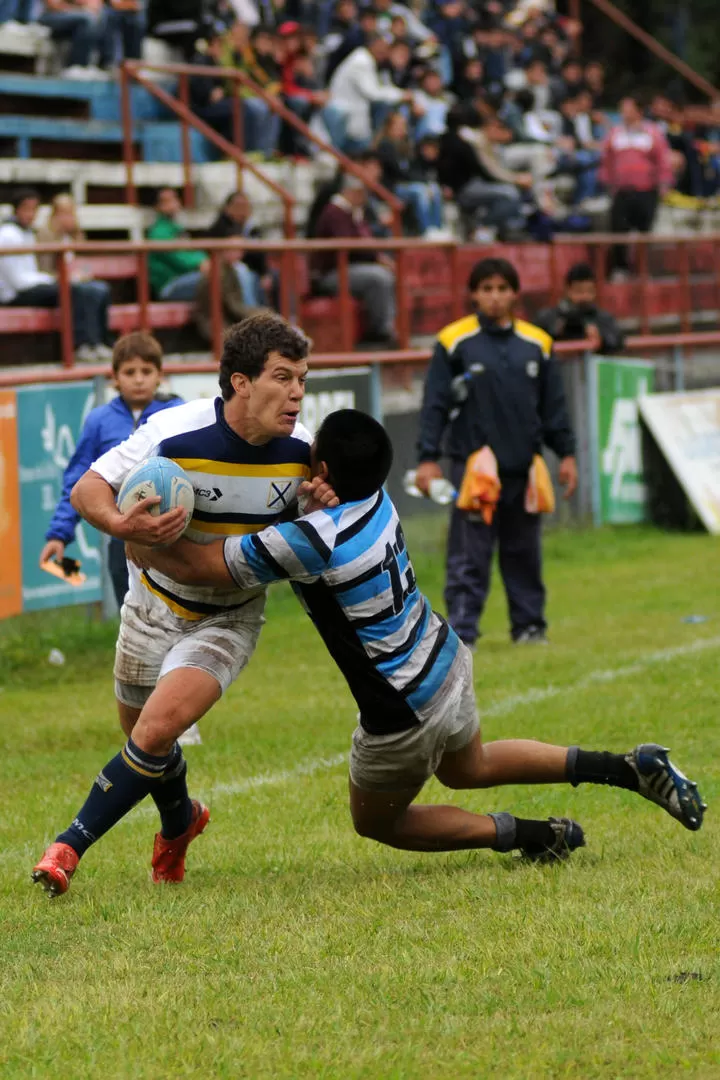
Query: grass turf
0 520 718 1078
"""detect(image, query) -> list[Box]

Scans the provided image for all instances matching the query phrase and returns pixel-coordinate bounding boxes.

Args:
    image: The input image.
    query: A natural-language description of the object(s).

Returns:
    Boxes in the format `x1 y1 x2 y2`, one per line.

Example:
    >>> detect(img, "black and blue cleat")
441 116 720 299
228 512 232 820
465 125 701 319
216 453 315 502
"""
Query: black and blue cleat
626 744 706 831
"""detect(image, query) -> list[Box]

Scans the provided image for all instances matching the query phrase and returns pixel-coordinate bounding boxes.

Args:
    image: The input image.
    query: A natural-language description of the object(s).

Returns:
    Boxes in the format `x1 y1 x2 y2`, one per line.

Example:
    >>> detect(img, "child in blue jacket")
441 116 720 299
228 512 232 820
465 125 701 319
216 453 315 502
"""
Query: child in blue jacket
40 332 183 607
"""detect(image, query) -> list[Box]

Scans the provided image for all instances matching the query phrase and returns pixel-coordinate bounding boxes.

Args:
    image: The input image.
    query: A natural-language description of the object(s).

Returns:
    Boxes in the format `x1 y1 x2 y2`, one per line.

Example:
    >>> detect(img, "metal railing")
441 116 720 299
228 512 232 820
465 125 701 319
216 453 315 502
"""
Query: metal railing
120 61 404 235
572 0 720 100
0 237 465 367
553 232 720 335
2 331 719 390
0 232 719 369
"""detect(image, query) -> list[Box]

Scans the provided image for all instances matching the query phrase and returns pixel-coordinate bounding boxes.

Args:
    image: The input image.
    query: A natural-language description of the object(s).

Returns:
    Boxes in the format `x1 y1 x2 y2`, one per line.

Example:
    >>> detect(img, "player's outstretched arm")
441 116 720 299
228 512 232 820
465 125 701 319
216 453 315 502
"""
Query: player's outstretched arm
126 537 231 586
129 511 335 590
72 470 188 547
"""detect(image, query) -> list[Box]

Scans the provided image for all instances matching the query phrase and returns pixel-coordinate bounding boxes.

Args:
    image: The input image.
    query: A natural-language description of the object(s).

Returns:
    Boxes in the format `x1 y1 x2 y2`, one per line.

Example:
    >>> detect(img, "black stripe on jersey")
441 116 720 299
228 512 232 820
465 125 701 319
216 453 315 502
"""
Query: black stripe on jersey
336 492 383 546
142 571 256 615
351 602 398 629
293 518 332 562
371 599 429 666
329 563 379 595
248 534 291 580
192 508 281 525
401 618 450 698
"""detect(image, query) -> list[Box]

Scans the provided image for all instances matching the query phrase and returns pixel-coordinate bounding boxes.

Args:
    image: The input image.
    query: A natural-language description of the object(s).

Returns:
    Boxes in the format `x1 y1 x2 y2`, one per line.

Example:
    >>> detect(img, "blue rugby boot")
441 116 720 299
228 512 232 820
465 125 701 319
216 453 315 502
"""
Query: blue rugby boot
626 744 706 831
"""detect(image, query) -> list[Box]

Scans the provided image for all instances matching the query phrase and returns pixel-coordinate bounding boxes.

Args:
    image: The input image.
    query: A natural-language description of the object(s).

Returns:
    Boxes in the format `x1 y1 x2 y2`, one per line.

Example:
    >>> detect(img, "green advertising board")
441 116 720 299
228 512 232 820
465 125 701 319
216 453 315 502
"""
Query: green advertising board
588 356 655 525
16 382 103 611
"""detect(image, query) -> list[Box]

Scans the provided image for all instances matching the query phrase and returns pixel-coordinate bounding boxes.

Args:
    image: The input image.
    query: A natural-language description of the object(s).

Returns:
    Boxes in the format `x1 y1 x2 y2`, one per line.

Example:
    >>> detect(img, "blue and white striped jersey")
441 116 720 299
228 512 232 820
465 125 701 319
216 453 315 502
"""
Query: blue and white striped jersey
223 490 461 733
92 397 312 620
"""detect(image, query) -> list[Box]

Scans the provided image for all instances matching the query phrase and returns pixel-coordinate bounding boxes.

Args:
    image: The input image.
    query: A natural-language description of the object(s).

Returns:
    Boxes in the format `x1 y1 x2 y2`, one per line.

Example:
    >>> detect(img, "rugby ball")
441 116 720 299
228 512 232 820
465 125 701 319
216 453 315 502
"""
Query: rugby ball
117 456 195 531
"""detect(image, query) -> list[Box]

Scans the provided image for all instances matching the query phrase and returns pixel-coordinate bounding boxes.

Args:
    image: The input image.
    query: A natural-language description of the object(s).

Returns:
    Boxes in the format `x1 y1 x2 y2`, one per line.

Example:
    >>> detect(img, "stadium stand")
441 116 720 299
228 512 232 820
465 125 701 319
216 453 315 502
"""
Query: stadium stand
1 0 719 362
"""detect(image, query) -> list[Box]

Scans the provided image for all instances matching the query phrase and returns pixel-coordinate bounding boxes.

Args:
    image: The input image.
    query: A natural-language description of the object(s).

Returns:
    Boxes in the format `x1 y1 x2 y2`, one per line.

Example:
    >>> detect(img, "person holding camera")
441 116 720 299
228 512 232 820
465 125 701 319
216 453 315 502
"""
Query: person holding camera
535 262 625 355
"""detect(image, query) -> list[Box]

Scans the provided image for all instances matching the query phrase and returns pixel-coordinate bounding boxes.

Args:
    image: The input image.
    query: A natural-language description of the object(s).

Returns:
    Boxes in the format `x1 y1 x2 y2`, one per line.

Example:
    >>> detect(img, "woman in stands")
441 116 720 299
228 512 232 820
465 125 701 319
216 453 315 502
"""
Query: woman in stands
373 110 445 236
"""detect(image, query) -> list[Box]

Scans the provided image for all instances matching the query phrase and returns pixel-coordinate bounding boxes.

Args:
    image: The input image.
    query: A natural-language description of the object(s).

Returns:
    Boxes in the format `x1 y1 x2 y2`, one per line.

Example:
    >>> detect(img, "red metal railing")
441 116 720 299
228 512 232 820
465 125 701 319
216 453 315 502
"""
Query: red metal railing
578 0 720 100
120 61 404 234
1 232 719 369
0 237 464 367
121 65 295 236
2 332 720 388
554 232 720 337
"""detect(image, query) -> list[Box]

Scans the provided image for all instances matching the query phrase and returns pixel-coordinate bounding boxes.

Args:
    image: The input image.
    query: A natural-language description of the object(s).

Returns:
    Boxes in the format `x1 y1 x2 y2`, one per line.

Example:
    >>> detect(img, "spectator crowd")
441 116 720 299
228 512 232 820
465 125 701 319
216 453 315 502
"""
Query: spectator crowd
3 0 720 348
2 0 720 247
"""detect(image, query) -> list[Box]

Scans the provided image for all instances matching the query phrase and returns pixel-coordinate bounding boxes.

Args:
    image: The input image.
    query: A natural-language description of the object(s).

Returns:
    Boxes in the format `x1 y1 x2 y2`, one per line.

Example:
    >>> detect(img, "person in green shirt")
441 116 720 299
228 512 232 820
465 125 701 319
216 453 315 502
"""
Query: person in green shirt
147 187 208 301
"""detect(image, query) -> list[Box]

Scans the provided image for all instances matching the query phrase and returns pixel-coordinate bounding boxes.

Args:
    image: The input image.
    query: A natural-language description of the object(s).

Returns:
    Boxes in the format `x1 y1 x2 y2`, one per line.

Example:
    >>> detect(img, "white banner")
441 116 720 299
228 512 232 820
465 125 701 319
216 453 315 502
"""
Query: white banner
638 388 720 534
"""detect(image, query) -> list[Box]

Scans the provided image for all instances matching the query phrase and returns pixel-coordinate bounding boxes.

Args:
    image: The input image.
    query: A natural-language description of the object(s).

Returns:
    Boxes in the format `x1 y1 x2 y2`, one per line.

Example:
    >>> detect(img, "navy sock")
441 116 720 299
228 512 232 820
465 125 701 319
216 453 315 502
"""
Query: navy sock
566 748 639 791
56 738 170 857
150 743 193 840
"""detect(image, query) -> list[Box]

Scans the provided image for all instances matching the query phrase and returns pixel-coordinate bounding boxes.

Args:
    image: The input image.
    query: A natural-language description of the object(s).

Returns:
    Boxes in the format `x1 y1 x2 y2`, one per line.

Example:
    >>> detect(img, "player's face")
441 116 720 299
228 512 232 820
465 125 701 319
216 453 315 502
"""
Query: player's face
471 274 517 322
246 351 308 438
115 358 162 409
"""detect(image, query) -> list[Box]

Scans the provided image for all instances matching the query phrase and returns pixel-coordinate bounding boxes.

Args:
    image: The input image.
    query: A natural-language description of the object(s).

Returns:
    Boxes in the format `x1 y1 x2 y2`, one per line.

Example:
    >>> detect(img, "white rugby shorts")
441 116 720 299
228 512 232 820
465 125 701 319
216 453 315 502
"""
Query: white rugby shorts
349 644 479 792
114 587 266 710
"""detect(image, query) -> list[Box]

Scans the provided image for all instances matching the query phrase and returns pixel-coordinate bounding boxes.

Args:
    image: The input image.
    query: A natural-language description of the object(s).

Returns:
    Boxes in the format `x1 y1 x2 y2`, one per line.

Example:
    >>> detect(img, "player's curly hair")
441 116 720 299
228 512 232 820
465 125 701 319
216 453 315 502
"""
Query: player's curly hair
219 313 312 400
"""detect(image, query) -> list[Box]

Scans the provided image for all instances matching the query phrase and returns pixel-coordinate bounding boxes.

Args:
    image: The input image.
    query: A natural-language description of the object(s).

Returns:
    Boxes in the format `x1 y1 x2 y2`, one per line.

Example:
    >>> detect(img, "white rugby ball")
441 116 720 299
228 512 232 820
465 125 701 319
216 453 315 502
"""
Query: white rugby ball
117 456 195 532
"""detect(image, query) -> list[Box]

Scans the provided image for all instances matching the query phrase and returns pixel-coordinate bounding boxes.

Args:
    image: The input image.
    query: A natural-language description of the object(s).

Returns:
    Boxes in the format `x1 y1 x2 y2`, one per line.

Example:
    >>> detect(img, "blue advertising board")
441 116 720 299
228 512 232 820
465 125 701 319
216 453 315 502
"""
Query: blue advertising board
16 383 103 610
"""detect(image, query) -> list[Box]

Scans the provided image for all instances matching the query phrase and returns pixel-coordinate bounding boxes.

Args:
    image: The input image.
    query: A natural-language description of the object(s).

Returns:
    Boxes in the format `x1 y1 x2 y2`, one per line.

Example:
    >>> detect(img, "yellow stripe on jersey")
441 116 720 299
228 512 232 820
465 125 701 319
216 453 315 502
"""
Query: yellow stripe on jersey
189 518 267 536
437 314 480 354
172 459 311 478
140 574 206 621
514 319 553 359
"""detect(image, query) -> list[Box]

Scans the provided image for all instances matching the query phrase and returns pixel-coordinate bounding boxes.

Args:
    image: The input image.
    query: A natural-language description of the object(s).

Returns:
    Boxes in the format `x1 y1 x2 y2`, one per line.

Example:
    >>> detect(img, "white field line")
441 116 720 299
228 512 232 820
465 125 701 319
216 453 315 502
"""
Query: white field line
7 635 720 868
135 753 349 816
476 634 720 720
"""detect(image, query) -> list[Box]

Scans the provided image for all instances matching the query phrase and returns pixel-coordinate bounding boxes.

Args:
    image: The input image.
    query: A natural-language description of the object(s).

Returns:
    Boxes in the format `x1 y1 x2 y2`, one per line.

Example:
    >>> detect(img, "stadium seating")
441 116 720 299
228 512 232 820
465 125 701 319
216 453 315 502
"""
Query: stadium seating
0 32 718 364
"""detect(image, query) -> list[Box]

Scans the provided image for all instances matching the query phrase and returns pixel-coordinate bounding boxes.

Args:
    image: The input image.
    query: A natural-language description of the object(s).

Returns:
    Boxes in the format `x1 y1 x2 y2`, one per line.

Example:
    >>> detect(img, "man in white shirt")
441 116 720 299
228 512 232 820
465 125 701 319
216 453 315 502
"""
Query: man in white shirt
327 34 414 150
0 188 112 362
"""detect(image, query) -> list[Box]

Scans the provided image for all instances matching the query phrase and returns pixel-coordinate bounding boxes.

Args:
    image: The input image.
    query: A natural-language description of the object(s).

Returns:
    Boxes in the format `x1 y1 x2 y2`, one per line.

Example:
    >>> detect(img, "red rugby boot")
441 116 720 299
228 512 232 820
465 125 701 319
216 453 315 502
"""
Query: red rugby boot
151 800 210 883
32 842 79 897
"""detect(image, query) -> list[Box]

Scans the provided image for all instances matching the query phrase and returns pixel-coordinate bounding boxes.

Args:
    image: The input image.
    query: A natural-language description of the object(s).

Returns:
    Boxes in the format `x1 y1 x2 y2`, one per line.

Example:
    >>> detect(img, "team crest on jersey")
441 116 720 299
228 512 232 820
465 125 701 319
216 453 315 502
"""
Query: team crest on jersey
527 360 539 378
267 480 294 509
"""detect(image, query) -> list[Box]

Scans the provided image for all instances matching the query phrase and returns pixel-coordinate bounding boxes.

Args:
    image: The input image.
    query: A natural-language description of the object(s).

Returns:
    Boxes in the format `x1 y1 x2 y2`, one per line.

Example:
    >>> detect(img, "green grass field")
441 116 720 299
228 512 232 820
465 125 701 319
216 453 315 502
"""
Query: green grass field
1 520 719 1079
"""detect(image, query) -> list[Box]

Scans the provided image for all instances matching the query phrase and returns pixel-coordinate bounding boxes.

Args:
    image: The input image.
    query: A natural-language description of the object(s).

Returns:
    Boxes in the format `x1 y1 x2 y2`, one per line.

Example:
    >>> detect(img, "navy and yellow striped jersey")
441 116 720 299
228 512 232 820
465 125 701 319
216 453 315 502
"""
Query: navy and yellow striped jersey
224 490 462 733
92 397 312 620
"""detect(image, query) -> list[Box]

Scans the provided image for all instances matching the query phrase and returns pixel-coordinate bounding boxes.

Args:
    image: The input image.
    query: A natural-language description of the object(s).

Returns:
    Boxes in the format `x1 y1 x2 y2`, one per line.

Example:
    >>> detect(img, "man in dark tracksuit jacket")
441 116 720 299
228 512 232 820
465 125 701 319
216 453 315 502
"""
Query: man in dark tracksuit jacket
415 257 577 646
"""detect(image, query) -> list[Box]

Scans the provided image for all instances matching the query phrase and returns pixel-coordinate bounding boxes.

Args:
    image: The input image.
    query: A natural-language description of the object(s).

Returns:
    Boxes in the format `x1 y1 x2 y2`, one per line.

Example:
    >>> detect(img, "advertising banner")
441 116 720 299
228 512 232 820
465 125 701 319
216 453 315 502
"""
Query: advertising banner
588 356 655 525
639 388 720 535
16 383 103 610
0 389 22 619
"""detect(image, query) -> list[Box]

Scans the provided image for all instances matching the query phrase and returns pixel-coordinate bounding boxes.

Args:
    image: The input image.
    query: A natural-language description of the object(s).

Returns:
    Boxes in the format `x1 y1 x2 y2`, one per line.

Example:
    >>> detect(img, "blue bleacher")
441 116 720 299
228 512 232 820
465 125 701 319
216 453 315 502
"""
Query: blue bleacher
0 74 218 162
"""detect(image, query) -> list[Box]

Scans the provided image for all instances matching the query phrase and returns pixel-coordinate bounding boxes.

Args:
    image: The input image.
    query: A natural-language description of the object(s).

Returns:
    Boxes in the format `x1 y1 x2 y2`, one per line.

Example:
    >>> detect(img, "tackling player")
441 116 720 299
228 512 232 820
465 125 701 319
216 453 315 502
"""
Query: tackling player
127 410 706 861
32 313 335 897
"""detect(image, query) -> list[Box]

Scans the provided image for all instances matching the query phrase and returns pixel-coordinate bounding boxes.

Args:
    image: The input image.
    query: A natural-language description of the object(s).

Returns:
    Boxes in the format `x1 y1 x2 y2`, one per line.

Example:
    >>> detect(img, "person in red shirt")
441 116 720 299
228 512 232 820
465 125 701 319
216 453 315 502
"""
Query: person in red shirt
599 94 674 277
312 173 397 346
278 21 329 157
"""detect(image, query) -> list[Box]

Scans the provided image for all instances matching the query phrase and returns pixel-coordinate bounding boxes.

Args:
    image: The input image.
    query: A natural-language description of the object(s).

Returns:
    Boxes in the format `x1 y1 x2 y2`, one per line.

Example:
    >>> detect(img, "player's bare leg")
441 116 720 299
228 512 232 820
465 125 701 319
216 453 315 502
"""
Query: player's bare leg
350 781 500 851
131 667 219 755
349 729 704 862
434 733 567 789
118 701 141 738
